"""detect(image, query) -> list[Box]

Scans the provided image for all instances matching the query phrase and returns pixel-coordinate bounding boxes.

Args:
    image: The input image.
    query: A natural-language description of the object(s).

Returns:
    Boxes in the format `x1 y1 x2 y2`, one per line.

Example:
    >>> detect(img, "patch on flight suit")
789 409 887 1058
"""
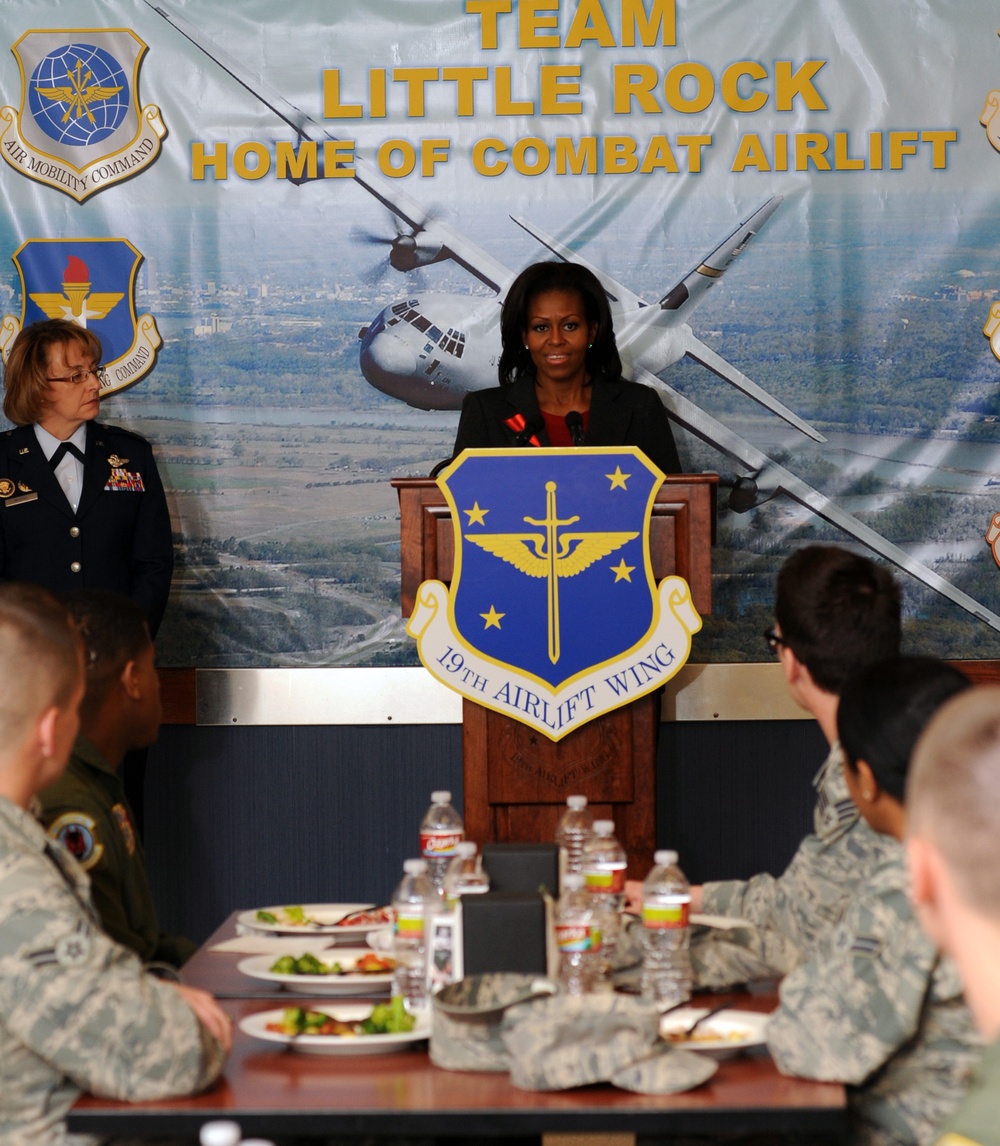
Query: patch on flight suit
112 802 137 856
49 812 104 871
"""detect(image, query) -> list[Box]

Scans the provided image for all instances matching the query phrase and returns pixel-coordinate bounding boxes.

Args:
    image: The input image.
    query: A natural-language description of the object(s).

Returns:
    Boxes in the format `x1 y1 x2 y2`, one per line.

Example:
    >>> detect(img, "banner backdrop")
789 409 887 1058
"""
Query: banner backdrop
2 0 1000 667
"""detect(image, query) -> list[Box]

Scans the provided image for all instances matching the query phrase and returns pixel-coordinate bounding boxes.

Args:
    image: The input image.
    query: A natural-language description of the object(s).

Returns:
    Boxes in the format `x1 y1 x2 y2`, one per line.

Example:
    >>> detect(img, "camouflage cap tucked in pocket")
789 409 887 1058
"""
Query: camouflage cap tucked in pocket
501 993 661 1091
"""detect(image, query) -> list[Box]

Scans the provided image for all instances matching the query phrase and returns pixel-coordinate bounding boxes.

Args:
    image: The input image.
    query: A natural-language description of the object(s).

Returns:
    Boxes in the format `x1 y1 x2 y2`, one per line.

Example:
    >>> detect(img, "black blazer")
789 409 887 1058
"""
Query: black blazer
0 421 173 635
452 375 681 476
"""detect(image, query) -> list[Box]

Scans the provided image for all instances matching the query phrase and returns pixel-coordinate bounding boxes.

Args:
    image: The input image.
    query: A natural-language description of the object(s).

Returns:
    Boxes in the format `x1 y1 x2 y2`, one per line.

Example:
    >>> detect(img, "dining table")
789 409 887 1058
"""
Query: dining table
68 911 848 1141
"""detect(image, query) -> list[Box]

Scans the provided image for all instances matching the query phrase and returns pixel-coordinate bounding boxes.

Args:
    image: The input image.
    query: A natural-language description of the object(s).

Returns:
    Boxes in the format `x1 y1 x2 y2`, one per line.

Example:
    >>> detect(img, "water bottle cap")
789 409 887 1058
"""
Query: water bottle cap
563 873 585 891
199 1122 242 1146
403 858 428 875
456 841 477 857
593 819 614 835
566 795 588 810
654 849 678 866
431 790 452 803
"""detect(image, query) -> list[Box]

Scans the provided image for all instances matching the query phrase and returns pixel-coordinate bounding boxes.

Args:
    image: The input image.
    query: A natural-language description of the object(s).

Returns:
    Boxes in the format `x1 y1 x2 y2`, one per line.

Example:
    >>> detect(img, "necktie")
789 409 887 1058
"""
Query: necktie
49 441 85 469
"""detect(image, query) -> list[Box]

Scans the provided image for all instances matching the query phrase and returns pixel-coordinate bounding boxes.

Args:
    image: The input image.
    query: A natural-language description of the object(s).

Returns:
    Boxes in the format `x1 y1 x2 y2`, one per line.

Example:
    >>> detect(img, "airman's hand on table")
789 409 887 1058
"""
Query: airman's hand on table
173 982 233 1053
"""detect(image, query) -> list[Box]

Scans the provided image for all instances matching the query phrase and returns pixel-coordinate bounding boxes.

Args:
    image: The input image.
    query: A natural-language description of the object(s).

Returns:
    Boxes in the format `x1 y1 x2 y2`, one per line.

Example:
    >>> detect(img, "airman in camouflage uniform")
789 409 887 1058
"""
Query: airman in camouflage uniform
906 688 1000 1146
694 743 882 986
767 835 979 1146
0 583 226 1145
0 796 225 1144
691 545 902 989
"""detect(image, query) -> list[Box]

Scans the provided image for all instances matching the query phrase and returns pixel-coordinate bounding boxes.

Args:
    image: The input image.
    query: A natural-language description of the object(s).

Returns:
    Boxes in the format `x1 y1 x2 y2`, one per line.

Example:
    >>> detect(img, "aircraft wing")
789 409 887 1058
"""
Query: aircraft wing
634 363 1000 633
675 326 826 443
509 215 649 311
513 211 825 443
144 0 513 294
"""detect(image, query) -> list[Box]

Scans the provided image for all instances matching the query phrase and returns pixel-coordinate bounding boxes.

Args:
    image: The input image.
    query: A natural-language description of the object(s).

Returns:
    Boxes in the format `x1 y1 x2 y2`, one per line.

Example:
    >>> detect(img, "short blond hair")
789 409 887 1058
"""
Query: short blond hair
0 584 81 747
909 686 1000 919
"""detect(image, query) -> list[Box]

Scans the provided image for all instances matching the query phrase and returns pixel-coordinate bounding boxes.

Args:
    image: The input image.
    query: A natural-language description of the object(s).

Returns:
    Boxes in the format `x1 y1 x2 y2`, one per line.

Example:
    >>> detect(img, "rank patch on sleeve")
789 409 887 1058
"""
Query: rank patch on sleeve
48 812 104 871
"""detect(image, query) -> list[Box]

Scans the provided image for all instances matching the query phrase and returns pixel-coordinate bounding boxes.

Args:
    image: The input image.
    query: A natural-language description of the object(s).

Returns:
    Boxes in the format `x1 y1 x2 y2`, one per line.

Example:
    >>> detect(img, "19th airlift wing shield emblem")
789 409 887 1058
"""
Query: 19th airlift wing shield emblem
407 448 702 741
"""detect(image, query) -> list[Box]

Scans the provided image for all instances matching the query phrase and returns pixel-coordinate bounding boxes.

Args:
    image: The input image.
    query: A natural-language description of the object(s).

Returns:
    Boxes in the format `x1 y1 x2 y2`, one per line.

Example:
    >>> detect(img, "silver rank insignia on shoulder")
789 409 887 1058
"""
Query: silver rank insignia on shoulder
55 922 93 968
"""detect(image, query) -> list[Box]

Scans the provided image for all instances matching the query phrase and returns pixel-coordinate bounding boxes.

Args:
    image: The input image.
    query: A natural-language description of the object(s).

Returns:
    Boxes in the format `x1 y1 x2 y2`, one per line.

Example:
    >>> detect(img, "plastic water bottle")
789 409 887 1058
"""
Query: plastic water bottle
442 840 490 906
391 858 441 1009
555 795 593 890
640 848 693 1009
199 1123 242 1146
555 873 601 994
580 819 627 980
420 790 465 890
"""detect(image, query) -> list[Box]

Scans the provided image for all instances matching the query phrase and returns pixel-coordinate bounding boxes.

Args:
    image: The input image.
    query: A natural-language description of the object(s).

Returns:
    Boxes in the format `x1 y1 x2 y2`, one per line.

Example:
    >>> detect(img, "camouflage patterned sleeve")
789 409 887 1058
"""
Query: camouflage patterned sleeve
766 865 937 1085
0 857 225 1102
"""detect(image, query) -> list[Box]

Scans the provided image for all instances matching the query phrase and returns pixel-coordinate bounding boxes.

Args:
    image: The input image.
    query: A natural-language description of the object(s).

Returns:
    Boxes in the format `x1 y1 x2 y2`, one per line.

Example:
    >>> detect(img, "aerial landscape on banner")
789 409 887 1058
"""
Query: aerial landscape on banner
1 0 1000 666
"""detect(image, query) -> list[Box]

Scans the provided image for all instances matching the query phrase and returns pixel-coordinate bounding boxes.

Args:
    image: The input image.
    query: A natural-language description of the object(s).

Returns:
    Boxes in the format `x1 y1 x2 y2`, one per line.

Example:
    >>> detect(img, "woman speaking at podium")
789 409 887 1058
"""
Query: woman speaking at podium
451 261 681 475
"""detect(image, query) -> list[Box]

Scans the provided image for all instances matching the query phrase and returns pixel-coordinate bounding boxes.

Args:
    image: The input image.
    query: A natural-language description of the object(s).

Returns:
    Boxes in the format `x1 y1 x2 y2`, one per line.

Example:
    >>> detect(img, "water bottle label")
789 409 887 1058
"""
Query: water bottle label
556 923 602 953
420 829 464 857
395 911 425 940
583 864 626 894
642 898 690 929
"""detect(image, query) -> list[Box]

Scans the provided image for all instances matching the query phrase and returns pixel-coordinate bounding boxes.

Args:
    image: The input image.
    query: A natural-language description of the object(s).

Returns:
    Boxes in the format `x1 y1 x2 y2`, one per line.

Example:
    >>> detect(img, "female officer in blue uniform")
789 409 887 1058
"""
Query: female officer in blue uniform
0 319 172 636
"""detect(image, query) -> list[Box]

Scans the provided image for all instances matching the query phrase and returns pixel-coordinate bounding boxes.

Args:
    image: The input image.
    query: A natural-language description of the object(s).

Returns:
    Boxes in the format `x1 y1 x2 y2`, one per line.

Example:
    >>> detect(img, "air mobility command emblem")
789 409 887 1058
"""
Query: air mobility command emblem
0 238 160 394
0 29 165 201
408 448 701 741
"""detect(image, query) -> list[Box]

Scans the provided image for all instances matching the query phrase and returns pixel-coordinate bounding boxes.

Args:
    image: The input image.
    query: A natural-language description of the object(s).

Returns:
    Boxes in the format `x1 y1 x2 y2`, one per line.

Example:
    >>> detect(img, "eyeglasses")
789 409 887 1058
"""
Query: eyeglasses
763 626 788 653
46 366 105 386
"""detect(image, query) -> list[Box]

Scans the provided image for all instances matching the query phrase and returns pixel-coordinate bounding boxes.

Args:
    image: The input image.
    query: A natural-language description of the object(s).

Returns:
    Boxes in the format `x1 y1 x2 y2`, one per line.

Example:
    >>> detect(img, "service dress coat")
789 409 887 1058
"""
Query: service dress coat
452 375 682 476
0 421 173 634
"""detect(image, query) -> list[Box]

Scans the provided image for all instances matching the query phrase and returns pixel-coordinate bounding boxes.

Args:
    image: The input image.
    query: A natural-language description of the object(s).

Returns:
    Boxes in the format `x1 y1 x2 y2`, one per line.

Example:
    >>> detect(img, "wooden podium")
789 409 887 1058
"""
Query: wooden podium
392 474 716 877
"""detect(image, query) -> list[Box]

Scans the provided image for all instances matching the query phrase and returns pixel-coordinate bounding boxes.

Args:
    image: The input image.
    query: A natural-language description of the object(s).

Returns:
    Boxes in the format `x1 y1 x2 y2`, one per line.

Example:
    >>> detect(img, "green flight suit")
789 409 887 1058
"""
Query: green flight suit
37 735 195 968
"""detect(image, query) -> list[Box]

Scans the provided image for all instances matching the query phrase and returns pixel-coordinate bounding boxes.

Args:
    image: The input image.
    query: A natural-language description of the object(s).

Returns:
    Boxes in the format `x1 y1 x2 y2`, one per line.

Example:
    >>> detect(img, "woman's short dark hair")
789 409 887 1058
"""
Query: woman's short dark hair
497 261 622 386
838 656 970 802
3 319 103 426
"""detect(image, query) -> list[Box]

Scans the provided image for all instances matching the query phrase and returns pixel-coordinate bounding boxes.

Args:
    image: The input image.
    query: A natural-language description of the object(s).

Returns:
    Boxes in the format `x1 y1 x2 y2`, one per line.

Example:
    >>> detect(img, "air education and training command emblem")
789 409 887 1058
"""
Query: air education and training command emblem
408 448 702 741
0 29 165 202
0 238 161 394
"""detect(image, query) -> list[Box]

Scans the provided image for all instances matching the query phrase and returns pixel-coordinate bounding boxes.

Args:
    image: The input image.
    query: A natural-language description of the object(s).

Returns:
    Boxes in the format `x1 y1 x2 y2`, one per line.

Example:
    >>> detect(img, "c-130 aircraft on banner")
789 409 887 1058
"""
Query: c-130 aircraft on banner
148 0 1000 635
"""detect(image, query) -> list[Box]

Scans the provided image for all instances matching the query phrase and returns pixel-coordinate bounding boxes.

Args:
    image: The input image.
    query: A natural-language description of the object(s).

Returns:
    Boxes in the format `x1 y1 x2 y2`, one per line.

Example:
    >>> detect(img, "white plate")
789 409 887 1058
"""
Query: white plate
237 949 394 995
239 1004 430 1055
237 903 391 938
659 1008 769 1058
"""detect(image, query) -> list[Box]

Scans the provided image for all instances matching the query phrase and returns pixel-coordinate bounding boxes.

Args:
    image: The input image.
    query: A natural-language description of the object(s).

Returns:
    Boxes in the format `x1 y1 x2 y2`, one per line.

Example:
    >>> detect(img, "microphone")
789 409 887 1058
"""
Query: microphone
512 414 544 447
565 411 585 447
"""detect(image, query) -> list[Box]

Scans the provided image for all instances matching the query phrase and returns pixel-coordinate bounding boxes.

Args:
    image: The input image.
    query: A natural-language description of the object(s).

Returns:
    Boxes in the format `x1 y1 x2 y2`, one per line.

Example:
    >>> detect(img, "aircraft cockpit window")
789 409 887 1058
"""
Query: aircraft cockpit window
428 325 443 343
412 314 432 333
440 327 466 359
